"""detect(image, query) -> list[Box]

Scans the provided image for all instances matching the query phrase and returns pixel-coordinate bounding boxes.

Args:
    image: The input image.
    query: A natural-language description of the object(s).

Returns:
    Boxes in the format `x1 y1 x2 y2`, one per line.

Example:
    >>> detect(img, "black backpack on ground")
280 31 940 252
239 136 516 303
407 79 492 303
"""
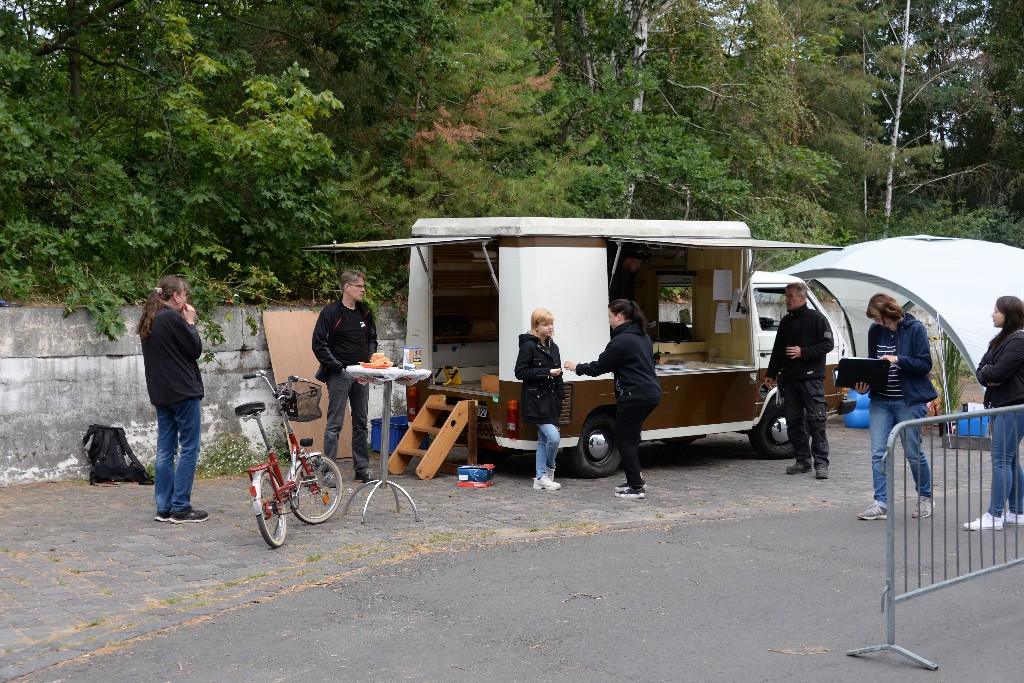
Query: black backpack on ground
83 424 154 485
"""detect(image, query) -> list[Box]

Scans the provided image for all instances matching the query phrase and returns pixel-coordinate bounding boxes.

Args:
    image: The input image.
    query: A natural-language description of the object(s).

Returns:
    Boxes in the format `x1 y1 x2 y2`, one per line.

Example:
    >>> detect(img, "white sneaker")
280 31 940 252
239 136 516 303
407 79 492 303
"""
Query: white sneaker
964 512 1003 531
1004 511 1024 526
533 475 561 490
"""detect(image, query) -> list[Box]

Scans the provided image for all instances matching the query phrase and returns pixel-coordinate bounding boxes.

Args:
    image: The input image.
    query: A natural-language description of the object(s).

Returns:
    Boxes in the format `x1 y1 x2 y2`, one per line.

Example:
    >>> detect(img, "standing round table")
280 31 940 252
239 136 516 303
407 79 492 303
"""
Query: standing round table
341 365 431 523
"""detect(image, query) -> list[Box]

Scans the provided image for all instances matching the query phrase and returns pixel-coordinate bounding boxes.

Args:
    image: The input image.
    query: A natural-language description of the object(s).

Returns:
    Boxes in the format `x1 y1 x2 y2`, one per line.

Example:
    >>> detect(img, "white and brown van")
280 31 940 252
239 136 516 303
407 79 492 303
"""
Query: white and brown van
307 217 852 477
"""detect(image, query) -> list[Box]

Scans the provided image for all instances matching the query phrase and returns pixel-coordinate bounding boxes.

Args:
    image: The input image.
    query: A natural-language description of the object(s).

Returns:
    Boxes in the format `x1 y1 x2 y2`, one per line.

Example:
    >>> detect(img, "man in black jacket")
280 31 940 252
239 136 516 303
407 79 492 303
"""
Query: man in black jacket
312 270 378 483
764 283 834 478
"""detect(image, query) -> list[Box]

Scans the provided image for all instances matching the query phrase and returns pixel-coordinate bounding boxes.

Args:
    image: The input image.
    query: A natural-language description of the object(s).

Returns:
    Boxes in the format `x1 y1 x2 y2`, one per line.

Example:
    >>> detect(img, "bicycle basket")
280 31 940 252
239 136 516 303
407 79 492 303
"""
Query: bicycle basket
285 381 323 422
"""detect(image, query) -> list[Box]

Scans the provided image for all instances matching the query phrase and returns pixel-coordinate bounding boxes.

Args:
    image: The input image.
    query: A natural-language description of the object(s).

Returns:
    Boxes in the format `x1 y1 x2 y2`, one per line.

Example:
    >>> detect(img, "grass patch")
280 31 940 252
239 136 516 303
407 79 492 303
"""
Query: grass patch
306 553 325 563
198 433 272 478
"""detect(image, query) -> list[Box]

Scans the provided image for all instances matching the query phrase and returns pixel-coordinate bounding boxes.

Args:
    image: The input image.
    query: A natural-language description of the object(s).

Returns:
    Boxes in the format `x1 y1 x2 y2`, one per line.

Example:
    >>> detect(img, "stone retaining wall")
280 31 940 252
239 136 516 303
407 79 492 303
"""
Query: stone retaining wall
0 306 405 486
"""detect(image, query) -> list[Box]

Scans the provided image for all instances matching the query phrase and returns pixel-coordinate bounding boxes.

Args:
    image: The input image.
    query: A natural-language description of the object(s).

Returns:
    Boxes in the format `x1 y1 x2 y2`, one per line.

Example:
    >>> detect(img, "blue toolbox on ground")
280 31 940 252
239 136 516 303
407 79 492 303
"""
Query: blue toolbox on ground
457 464 494 488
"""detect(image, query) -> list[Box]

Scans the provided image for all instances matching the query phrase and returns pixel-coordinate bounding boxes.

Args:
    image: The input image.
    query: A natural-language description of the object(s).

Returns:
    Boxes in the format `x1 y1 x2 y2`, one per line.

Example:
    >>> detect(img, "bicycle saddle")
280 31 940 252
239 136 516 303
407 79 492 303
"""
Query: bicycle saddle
234 401 266 416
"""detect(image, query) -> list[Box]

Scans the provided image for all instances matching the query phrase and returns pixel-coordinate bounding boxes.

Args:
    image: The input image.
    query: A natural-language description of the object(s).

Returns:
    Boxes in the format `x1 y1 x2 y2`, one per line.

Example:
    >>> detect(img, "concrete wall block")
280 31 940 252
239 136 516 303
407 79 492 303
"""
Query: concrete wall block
1 304 405 486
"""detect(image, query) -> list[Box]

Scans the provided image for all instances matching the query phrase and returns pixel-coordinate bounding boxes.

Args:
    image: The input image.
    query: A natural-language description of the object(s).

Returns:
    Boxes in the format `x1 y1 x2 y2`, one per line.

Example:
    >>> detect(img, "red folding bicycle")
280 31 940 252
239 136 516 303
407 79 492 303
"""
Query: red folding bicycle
235 370 342 548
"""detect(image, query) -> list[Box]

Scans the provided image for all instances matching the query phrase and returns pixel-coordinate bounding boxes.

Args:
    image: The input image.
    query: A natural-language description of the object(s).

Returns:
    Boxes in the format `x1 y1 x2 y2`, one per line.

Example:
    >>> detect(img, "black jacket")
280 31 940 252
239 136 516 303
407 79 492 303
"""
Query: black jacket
574 322 662 407
514 334 564 423
312 299 378 381
766 303 834 382
141 306 204 407
976 331 1024 408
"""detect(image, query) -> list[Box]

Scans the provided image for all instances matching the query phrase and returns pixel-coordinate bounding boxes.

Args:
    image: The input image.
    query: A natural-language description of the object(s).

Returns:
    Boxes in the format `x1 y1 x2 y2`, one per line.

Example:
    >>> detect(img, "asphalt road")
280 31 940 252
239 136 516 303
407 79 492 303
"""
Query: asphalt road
15 507 1024 682
5 423 1023 682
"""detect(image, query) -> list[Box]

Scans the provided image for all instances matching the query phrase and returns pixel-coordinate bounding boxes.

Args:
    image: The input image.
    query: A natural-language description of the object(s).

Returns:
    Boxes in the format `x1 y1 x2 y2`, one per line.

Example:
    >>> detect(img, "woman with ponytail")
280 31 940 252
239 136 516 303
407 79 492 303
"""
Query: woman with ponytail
138 276 208 524
564 299 661 499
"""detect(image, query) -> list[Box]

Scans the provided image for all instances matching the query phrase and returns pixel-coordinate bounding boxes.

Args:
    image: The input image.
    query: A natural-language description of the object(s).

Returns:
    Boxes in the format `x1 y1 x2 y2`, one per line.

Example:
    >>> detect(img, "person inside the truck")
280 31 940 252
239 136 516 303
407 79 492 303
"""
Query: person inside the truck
608 244 650 302
563 299 662 500
854 293 936 522
764 282 834 479
514 308 564 491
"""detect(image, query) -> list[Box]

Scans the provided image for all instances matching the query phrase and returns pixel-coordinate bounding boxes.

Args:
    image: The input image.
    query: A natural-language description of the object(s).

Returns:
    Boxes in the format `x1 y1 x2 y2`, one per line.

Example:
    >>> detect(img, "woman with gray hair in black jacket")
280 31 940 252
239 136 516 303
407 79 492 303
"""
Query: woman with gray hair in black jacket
564 299 661 500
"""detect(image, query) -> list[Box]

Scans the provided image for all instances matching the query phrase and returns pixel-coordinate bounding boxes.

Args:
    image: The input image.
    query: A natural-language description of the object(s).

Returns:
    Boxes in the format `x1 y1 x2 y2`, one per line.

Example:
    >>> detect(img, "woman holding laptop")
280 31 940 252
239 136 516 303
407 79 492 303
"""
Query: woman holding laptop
854 293 936 521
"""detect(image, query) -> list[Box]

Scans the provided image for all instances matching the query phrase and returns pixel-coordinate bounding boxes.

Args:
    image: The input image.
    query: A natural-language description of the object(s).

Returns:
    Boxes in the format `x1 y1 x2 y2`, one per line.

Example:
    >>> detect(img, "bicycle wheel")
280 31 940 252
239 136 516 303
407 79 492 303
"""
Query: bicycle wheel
254 470 287 548
291 454 343 524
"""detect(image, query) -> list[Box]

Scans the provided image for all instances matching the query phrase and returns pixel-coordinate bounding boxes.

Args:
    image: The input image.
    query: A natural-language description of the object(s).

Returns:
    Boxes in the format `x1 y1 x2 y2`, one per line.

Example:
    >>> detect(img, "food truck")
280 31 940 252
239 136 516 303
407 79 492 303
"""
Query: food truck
307 217 851 477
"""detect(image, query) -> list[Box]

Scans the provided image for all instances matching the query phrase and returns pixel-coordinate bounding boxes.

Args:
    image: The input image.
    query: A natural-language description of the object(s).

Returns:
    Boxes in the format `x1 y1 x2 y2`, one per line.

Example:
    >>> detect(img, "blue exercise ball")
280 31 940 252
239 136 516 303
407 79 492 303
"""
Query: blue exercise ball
843 389 870 429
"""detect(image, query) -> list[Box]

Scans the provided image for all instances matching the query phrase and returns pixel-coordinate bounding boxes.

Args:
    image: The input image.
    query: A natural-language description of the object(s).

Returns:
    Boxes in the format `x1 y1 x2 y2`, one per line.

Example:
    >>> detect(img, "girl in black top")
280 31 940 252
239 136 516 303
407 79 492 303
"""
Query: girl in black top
564 299 661 499
966 295 1024 531
514 308 564 490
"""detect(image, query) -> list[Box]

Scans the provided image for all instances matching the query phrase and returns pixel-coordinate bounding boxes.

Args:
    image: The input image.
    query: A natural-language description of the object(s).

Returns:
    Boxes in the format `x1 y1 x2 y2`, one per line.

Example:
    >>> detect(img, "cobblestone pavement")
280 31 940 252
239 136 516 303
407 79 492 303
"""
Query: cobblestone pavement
0 422 879 680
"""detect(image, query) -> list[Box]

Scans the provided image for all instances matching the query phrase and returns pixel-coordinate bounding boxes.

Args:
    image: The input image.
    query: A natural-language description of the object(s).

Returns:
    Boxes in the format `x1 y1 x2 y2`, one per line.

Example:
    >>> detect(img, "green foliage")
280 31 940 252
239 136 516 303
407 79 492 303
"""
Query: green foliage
197 433 265 478
937 333 968 415
2 0 1024 335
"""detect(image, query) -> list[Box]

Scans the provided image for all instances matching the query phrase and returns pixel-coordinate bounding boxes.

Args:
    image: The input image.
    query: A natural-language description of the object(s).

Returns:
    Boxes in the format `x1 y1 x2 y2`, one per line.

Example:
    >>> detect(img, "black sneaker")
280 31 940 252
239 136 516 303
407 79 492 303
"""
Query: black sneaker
785 462 812 475
615 485 646 500
154 511 171 522
614 481 631 493
815 466 829 480
170 507 209 524
355 470 373 483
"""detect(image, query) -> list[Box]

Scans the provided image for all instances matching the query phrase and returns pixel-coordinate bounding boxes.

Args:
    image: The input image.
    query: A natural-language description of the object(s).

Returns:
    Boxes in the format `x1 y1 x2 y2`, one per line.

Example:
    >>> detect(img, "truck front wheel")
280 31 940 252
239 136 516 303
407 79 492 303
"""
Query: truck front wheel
748 401 795 459
566 411 620 478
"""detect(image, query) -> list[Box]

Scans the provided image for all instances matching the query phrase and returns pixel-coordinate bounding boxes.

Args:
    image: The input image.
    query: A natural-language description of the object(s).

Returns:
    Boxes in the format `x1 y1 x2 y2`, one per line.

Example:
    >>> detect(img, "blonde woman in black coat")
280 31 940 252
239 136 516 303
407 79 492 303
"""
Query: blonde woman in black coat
514 308 564 490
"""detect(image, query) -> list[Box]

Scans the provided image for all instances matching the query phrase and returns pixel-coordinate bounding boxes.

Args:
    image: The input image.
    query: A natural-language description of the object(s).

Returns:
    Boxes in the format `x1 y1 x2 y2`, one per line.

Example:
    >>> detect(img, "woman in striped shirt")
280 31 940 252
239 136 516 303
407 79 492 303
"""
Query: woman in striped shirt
855 293 937 521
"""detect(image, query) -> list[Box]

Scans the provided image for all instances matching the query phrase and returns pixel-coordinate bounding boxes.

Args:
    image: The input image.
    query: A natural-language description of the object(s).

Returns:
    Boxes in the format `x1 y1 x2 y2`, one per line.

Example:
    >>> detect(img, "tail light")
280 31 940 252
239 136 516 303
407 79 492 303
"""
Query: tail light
407 385 419 420
506 399 519 439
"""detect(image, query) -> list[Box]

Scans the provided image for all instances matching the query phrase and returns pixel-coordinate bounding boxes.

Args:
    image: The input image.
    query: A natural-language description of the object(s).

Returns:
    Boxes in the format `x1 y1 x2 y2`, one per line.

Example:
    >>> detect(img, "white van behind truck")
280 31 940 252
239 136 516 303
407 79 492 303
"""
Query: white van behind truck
307 217 852 477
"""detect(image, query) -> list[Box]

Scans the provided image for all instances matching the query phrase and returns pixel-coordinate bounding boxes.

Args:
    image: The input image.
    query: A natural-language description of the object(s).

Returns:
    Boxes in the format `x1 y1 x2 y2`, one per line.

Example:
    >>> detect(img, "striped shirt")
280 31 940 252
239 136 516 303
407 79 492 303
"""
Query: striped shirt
875 328 902 398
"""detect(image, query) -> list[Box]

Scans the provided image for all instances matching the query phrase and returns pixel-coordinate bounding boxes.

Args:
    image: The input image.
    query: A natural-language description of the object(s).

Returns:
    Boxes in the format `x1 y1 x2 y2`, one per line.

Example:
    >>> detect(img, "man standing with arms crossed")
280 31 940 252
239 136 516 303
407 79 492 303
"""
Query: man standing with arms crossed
313 270 378 483
764 282 834 479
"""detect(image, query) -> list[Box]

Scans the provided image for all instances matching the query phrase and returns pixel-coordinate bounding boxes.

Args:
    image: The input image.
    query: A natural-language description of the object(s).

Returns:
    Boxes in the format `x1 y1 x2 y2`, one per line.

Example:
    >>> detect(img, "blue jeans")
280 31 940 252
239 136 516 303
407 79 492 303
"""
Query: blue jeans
869 397 931 507
323 369 370 472
989 411 1024 517
154 398 202 514
535 423 560 479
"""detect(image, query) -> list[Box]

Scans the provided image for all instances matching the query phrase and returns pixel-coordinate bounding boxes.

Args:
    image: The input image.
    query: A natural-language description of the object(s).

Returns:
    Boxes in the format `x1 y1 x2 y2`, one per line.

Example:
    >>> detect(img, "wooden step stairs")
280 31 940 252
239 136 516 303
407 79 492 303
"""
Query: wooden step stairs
388 394 477 480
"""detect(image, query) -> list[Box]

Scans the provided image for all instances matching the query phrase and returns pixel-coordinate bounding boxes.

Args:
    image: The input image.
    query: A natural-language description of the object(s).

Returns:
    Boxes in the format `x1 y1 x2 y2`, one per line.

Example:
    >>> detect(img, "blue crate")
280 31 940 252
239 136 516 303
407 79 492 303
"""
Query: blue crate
371 416 429 453
370 416 409 455
956 415 989 437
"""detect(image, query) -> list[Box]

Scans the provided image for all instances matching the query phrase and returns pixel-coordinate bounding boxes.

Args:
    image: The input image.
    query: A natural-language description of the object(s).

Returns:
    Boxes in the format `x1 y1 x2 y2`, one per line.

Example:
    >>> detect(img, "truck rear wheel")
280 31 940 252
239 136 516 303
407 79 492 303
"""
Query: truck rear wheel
566 411 620 478
748 401 794 459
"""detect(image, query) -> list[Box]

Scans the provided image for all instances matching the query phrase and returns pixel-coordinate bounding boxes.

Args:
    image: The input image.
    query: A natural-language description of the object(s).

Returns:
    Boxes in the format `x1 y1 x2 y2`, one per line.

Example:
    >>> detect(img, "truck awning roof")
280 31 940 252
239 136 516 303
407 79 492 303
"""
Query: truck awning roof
613 236 839 251
303 234 837 252
302 236 496 252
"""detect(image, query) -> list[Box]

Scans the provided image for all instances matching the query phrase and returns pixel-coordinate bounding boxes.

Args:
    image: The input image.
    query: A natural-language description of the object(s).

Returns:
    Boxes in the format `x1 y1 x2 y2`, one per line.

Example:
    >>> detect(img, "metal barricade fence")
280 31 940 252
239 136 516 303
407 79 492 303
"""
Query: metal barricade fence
848 404 1024 670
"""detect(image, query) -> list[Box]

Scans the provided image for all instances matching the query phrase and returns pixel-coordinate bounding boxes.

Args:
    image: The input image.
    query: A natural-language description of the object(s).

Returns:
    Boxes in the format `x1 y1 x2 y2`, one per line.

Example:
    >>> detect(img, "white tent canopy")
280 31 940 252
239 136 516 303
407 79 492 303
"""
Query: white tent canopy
784 236 1024 372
